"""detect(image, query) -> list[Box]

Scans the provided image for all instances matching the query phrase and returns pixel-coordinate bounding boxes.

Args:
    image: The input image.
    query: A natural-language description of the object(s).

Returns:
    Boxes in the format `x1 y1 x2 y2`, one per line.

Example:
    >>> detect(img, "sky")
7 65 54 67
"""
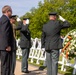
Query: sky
0 0 44 17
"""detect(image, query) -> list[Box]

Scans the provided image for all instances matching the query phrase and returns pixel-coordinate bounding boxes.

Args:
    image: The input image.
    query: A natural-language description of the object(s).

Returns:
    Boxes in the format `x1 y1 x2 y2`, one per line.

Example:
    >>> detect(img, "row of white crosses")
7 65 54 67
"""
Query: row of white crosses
16 38 46 64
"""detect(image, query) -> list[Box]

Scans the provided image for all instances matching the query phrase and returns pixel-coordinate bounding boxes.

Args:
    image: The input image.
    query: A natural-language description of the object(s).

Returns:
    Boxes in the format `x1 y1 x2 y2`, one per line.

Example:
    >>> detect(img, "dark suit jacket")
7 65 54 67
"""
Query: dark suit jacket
0 15 13 50
41 20 70 50
15 22 31 49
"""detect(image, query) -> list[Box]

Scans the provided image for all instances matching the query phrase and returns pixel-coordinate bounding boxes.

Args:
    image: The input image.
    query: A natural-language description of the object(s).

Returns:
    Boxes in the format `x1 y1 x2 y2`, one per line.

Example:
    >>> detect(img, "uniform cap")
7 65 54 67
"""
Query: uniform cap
23 18 29 20
48 12 58 16
10 15 17 18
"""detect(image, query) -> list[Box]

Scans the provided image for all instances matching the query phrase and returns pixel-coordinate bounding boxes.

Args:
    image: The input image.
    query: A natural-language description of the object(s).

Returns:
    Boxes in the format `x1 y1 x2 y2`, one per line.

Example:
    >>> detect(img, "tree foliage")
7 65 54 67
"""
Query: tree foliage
20 0 76 38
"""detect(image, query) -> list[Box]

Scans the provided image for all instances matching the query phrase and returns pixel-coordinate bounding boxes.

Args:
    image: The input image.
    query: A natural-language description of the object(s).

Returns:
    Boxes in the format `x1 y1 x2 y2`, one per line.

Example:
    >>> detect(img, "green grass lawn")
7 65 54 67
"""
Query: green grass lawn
58 55 75 75
58 64 73 75
29 56 76 75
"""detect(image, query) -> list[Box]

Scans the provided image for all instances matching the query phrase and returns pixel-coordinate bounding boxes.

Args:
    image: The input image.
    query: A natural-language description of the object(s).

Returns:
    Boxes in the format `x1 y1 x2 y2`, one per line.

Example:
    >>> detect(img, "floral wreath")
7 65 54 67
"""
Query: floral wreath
61 29 76 60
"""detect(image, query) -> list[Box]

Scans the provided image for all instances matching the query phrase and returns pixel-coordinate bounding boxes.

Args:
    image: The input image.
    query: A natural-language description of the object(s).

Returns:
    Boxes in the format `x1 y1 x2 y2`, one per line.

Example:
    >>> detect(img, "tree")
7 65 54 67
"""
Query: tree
20 0 76 38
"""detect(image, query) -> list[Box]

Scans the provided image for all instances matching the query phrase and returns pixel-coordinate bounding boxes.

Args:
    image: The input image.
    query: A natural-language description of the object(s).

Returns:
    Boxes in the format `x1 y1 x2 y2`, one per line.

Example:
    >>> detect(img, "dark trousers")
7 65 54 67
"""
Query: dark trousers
11 50 16 75
46 50 59 75
1 50 12 75
21 48 30 71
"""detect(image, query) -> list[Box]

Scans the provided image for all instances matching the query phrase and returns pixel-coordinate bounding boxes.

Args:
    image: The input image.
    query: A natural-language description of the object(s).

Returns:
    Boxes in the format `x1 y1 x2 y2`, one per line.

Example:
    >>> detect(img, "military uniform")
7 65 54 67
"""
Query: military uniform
15 19 31 73
41 12 70 75
11 24 17 75
10 15 17 75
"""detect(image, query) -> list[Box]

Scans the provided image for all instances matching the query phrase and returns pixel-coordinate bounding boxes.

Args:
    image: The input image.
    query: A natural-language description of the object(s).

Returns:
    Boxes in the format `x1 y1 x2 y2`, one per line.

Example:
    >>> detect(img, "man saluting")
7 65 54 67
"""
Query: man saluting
41 12 70 75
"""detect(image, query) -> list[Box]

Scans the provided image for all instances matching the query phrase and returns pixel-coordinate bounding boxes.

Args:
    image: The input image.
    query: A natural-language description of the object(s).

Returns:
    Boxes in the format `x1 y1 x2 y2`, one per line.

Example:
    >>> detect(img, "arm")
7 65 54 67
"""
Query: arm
61 21 70 29
59 15 70 29
15 21 22 30
41 27 46 48
21 24 29 32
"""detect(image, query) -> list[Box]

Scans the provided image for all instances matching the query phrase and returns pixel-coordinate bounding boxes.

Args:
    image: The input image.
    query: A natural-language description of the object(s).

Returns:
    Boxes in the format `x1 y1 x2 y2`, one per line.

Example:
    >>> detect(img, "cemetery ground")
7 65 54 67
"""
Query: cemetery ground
15 60 63 75
16 55 74 75
0 58 74 75
0 55 74 75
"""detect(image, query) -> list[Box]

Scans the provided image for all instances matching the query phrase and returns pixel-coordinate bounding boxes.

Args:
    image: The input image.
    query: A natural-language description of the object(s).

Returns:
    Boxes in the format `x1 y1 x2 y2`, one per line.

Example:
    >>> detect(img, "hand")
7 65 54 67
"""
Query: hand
16 17 21 22
41 48 45 56
6 46 11 51
41 48 45 51
59 15 66 22
26 19 29 24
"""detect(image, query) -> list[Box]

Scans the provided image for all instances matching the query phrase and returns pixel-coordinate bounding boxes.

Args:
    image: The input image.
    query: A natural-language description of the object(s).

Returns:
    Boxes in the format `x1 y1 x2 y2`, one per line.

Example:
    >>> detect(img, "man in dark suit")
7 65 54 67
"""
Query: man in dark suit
41 12 70 75
10 15 17 75
15 18 31 73
0 5 13 75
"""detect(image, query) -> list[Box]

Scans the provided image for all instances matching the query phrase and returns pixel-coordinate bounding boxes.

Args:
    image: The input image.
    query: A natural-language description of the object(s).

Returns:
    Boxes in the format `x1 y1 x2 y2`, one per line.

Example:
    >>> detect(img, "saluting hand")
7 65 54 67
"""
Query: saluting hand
59 15 66 22
26 19 29 24
16 17 21 22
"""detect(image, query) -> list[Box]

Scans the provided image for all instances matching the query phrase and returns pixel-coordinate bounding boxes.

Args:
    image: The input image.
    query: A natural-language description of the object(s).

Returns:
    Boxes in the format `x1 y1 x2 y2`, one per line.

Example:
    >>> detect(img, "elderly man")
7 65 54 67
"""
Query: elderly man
41 12 70 75
0 5 13 75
